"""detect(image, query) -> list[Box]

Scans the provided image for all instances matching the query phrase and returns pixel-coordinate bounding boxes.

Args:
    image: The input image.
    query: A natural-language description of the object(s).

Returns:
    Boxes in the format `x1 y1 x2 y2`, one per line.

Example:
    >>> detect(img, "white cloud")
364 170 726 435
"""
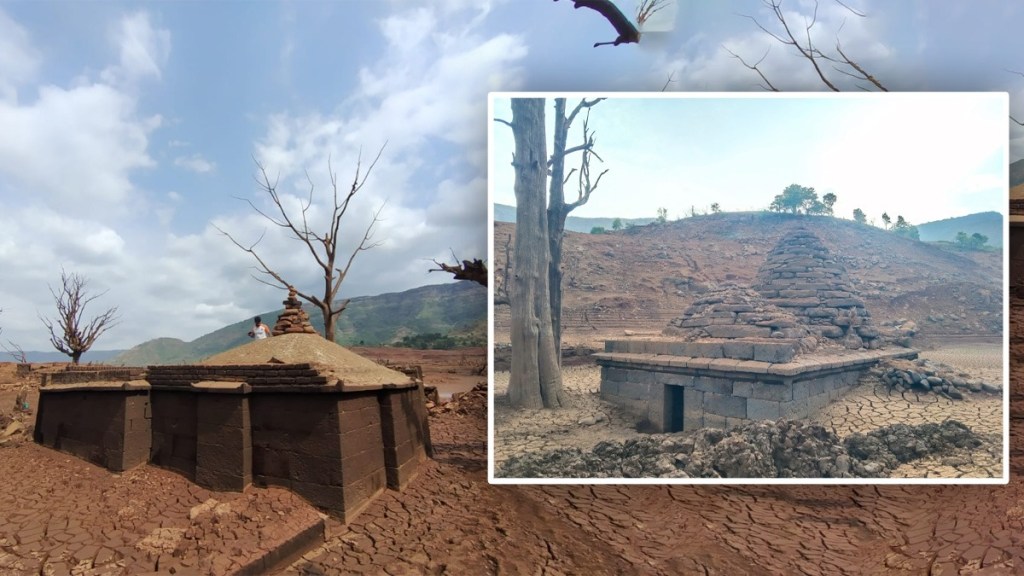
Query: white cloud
174 153 216 173
658 1 895 92
0 83 160 219
101 12 171 85
238 3 523 307
0 8 40 103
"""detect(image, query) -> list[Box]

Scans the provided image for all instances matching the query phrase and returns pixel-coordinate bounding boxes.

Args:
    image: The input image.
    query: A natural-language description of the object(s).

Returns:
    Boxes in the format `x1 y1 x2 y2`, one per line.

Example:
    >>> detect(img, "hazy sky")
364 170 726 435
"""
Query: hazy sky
491 94 1007 222
0 0 1021 350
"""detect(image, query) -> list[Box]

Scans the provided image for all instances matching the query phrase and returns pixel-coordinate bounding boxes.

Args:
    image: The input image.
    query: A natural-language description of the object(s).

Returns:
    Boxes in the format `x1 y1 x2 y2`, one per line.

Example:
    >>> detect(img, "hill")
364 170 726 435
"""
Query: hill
493 211 1002 347
17 349 126 364
916 211 1003 247
112 281 486 366
1011 158 1024 188
495 203 656 233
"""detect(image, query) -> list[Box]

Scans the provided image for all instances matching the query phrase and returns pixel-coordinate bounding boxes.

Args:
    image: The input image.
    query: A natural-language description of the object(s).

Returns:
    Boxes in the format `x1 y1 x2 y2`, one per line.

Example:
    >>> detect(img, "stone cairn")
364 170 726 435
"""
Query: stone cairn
753 228 880 350
272 287 318 335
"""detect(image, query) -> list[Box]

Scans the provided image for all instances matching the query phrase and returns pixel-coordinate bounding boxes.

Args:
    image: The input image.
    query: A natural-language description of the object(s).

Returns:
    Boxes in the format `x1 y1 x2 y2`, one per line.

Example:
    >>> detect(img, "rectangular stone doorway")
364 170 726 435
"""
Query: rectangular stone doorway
665 385 684 433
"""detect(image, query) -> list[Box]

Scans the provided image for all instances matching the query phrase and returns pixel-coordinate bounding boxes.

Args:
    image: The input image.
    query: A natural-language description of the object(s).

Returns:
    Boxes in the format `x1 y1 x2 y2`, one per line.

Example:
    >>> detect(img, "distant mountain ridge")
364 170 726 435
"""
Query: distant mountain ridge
110 281 485 366
494 203 656 233
916 211 1003 247
1011 159 1024 188
497 203 1002 246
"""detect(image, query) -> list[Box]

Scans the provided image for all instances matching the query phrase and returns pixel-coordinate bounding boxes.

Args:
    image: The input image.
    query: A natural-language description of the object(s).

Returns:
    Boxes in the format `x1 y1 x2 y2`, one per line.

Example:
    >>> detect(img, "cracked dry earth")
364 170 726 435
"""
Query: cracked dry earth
493 344 1004 479
1 336 1019 575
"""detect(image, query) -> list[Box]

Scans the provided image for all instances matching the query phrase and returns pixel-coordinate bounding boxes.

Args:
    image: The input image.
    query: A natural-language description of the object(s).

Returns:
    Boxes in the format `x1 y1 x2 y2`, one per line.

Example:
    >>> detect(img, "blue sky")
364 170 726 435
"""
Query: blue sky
0 0 1021 350
491 94 1007 221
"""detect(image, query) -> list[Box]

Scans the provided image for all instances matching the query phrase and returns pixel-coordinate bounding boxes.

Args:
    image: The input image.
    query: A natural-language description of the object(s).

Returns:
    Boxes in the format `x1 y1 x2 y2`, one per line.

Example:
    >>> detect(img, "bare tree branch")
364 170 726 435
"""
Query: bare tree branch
218 143 388 340
430 250 488 287
724 45 780 91
567 112 609 211
661 71 676 92
39 269 120 364
834 0 866 17
494 118 514 130
732 0 886 92
2 340 27 364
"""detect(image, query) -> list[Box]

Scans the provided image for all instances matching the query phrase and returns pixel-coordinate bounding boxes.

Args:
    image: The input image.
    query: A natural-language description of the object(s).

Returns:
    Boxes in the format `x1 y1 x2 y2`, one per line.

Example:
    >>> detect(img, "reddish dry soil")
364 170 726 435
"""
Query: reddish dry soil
350 346 486 398
4 341 1023 574
494 215 1002 349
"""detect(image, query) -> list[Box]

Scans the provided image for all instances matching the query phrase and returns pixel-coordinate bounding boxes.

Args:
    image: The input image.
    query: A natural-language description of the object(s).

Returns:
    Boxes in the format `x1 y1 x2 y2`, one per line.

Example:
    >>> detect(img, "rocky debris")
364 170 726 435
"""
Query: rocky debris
753 228 884 350
430 382 487 417
497 419 987 479
878 358 1001 399
272 286 319 335
0 407 32 447
664 286 822 357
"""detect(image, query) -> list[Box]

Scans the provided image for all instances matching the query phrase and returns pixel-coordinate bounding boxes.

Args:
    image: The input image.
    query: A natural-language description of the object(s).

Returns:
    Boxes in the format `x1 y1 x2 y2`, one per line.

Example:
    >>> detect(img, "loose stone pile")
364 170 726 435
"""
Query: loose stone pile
754 228 881 350
663 286 820 361
497 419 985 479
879 358 1002 400
272 286 318 335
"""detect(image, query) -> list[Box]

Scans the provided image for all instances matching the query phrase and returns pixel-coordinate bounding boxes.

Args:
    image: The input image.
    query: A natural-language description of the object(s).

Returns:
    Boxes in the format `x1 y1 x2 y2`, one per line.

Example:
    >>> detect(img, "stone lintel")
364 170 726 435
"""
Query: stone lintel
40 380 152 393
596 348 919 379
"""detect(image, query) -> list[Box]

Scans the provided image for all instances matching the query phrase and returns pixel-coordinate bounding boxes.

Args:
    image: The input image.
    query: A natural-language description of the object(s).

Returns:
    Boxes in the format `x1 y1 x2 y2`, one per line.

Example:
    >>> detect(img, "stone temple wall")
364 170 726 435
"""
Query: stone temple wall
34 365 432 523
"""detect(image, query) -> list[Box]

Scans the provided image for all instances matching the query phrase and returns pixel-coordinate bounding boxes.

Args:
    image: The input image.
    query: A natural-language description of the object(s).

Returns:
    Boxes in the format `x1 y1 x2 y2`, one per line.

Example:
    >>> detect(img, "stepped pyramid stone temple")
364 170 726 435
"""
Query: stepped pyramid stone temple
595 228 917 433
34 291 432 523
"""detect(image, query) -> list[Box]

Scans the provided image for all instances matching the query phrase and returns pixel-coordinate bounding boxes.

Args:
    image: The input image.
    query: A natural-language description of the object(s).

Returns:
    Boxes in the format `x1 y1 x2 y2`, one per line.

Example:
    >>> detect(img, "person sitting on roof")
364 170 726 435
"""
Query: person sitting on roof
248 316 272 340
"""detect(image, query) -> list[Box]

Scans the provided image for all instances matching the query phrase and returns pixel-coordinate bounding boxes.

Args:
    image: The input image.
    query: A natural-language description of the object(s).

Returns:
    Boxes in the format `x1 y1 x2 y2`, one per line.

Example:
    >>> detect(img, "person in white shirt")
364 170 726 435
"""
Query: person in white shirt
248 316 272 339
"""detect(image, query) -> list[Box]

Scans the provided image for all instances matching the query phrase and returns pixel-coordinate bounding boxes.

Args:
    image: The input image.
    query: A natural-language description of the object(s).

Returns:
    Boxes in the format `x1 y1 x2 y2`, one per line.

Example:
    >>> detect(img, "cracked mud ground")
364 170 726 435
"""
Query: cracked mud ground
2 334 1020 575
287 379 1024 576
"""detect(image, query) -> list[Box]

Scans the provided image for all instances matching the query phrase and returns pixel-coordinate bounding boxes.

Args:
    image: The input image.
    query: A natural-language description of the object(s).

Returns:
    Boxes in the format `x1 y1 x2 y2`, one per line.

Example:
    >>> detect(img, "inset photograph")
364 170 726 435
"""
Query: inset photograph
489 93 1008 482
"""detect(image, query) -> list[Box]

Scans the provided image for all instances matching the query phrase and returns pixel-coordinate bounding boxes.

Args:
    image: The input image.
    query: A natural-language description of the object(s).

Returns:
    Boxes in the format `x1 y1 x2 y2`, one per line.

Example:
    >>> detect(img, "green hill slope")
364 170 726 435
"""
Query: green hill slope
111 281 485 366
917 211 1003 247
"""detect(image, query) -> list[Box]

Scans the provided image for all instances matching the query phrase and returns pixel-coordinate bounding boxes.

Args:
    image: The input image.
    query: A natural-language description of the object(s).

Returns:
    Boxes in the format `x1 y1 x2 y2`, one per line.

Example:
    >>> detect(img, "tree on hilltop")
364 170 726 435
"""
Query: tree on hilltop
892 215 920 240
852 208 866 223
821 192 836 216
770 184 820 214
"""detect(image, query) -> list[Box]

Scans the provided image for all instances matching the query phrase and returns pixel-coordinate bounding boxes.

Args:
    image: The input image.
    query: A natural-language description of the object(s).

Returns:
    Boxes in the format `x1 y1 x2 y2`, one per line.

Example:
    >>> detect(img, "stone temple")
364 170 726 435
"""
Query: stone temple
595 228 917 432
34 289 432 523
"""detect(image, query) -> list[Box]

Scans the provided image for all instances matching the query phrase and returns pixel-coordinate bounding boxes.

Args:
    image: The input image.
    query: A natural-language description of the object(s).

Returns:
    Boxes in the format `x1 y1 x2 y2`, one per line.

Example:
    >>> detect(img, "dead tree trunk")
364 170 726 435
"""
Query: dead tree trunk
508 98 564 409
546 98 606 369
39 269 120 365
216 147 386 342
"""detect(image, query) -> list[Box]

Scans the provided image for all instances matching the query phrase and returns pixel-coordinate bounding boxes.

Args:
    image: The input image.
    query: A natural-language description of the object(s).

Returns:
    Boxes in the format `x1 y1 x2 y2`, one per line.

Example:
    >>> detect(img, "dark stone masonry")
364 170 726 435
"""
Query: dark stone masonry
33 297 432 523
596 228 918 432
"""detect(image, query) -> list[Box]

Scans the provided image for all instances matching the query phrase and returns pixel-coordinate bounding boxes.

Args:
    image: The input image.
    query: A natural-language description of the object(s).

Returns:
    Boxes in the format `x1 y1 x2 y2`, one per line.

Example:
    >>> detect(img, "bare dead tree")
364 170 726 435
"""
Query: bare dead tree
494 234 512 306
2 340 27 364
39 270 120 365
548 98 607 368
494 97 610 408
501 98 564 408
216 145 386 342
430 251 488 287
730 0 888 92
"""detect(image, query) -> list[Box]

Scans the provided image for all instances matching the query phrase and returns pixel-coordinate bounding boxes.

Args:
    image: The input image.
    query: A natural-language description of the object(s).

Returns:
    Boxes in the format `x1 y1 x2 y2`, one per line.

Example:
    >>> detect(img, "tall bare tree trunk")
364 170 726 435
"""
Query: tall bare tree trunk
508 98 564 409
546 97 605 371
547 99 571 369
